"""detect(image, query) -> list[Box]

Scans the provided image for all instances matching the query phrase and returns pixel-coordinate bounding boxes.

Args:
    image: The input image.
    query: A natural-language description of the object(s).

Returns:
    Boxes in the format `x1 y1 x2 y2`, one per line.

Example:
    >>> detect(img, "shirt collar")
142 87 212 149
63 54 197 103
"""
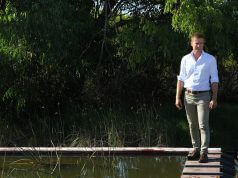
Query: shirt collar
190 50 205 61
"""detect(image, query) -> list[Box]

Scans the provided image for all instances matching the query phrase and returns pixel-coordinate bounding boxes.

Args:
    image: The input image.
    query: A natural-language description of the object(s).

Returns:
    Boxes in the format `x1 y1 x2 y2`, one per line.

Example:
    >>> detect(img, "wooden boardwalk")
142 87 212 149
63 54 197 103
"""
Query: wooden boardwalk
181 150 236 178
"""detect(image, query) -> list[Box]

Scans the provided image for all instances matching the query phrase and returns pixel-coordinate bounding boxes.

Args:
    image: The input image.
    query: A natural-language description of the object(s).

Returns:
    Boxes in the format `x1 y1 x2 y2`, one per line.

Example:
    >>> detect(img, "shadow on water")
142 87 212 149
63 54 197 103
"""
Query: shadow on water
0 155 186 178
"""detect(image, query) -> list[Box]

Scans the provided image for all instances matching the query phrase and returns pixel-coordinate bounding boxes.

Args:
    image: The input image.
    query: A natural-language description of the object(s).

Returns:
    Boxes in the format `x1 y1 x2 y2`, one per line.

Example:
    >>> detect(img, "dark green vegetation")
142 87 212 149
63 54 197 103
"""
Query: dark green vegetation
0 0 238 148
0 103 237 149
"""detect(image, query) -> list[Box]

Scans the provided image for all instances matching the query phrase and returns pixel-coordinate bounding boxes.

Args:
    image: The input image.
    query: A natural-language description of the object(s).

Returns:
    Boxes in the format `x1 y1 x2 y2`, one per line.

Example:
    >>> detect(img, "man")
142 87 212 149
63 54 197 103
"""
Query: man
175 32 219 163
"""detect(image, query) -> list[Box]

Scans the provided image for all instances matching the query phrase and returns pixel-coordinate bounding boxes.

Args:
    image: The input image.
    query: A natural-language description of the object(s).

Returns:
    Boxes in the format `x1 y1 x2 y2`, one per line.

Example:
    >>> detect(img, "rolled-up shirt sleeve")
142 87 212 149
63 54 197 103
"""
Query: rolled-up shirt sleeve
210 58 219 83
177 57 186 81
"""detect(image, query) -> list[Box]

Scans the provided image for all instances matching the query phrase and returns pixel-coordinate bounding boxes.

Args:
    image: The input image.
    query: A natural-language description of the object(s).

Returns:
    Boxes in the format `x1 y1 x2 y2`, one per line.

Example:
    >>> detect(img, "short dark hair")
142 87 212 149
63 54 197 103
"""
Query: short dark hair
191 32 205 40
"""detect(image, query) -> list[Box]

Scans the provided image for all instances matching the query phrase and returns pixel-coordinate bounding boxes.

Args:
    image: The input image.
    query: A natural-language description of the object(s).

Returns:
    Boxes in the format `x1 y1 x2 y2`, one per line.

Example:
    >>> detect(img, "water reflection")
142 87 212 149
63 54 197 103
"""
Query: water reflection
0 155 186 178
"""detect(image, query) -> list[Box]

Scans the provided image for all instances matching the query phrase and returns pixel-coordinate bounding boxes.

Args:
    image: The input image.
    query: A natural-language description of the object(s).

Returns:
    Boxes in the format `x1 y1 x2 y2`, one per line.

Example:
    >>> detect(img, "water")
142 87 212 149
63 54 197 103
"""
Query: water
0 155 186 178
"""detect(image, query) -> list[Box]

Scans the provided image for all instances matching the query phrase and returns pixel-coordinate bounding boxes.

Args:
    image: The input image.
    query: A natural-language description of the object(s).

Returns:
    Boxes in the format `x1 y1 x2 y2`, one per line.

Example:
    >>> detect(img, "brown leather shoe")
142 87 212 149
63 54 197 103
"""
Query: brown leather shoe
187 150 200 160
198 153 208 163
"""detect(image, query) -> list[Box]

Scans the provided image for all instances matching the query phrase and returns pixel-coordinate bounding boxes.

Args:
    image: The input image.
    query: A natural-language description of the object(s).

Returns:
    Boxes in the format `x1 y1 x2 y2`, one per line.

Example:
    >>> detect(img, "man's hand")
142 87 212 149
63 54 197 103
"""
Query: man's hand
175 98 183 110
209 99 217 109
210 82 218 110
175 80 184 110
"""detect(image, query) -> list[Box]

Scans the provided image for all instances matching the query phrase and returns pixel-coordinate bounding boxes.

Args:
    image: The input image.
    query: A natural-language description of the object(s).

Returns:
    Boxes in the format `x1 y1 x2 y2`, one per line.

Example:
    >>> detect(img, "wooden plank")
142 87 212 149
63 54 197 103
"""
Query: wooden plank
185 154 221 166
207 154 221 158
182 176 220 178
185 160 221 167
0 147 221 155
181 175 220 178
183 167 221 175
208 151 222 154
0 147 221 152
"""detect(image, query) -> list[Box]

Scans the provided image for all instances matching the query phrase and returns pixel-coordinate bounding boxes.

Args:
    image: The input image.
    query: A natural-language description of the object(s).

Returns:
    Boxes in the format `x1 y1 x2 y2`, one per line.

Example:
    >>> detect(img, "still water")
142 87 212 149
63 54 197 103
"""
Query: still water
0 155 186 178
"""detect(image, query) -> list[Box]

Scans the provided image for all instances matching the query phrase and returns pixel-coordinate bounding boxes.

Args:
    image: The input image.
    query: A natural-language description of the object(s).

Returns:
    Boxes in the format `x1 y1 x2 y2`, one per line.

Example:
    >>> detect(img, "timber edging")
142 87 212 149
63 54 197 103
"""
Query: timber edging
0 147 221 156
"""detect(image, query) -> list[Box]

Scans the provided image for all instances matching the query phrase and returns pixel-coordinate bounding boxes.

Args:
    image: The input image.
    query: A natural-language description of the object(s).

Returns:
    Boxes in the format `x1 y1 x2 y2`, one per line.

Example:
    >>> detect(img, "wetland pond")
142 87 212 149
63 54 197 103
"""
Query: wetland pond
0 155 186 178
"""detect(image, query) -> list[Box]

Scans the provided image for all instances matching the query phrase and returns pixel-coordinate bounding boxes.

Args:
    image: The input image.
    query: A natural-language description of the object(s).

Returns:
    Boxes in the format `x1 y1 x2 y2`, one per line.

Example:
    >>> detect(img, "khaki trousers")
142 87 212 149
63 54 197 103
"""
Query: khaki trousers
184 91 211 154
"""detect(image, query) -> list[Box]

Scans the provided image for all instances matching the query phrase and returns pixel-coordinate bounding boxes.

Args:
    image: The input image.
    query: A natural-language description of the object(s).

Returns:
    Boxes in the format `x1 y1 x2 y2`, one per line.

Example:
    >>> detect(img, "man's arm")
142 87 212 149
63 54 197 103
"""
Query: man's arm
209 56 219 109
176 56 186 110
175 80 184 110
209 82 218 109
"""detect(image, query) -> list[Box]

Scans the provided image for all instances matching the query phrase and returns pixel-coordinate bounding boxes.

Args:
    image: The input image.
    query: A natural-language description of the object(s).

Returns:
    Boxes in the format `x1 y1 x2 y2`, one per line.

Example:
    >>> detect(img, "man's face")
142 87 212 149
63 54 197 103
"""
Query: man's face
191 37 204 52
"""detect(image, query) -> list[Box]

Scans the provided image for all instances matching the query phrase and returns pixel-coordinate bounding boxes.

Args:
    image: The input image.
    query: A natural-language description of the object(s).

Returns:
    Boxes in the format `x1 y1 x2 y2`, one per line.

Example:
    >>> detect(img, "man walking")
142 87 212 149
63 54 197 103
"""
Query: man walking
175 32 219 163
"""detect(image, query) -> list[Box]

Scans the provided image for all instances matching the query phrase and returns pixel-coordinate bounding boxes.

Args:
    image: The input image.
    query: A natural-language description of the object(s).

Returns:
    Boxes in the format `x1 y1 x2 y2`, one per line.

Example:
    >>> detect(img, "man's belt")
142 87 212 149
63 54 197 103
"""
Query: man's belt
186 89 210 94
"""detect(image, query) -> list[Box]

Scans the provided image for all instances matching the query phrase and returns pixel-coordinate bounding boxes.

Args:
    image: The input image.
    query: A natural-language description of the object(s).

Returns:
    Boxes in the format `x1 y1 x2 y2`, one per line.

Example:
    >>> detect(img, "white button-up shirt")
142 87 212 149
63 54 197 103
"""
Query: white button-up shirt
177 51 219 91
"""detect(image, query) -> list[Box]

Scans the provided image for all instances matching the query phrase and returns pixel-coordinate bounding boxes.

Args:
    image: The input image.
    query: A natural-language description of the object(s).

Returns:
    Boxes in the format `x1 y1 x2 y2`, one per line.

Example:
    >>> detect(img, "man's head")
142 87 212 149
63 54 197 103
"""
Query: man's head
190 32 205 53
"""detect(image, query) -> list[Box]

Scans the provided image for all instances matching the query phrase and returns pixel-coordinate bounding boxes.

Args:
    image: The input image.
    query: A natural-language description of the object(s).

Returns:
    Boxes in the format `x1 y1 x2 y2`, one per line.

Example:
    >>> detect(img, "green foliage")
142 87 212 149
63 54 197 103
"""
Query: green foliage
0 0 237 148
1 0 236 116
165 0 224 35
164 0 238 57
0 0 96 114
117 17 186 69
